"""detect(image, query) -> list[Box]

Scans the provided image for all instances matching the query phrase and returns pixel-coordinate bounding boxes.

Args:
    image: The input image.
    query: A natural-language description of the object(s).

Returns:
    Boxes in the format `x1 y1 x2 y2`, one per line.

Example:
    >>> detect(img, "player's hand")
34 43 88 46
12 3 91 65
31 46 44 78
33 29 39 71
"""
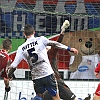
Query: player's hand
94 72 100 78
5 86 11 92
8 67 16 79
61 20 70 32
70 48 78 55
96 74 100 78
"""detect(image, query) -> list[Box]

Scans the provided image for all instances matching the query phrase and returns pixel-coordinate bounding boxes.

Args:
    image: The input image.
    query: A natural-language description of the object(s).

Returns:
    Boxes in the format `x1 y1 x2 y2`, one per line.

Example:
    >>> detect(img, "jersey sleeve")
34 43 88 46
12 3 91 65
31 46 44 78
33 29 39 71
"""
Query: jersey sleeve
11 47 23 68
47 40 70 51
41 36 49 46
95 62 100 73
41 36 70 51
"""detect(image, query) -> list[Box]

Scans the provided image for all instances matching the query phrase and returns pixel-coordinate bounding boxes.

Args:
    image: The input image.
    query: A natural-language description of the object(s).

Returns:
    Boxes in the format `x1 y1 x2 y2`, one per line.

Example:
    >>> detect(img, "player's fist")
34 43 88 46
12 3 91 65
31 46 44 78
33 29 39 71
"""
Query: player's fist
61 20 70 32
5 86 11 92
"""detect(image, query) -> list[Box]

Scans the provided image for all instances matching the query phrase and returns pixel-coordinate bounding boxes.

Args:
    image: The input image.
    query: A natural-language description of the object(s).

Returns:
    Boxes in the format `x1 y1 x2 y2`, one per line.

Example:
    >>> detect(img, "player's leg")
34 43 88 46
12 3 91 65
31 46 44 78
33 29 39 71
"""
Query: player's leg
93 83 100 100
4 91 8 100
32 78 45 100
52 93 60 100
43 79 77 100
43 91 52 100
45 74 60 100
57 79 77 100
32 74 60 100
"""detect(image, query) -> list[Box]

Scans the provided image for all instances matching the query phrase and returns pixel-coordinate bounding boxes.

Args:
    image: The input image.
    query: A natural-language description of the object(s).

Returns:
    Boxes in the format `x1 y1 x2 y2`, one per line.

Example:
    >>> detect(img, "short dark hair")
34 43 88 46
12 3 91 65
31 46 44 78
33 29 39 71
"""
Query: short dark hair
2 39 12 51
23 24 34 36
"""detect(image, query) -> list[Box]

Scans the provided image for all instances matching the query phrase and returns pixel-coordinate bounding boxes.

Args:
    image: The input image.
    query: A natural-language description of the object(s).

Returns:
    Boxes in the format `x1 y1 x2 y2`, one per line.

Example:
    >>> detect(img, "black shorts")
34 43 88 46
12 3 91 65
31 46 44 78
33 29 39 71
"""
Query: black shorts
43 79 76 100
33 74 58 96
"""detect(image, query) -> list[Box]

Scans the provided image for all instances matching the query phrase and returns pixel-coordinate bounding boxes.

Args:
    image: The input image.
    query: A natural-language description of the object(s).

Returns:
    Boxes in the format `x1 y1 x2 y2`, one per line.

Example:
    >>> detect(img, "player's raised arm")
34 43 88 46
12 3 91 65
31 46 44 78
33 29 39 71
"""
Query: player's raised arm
47 19 78 55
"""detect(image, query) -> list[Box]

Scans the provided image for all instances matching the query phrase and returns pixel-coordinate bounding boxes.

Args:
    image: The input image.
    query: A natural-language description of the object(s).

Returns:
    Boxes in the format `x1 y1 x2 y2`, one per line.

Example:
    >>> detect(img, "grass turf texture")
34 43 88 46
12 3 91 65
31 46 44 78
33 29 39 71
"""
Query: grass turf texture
0 27 100 53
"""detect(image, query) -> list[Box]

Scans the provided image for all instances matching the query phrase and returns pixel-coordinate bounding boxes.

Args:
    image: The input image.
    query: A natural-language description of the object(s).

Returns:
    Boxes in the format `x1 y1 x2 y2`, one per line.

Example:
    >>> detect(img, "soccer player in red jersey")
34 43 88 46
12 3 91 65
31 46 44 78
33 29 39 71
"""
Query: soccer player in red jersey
0 39 12 92
93 62 100 100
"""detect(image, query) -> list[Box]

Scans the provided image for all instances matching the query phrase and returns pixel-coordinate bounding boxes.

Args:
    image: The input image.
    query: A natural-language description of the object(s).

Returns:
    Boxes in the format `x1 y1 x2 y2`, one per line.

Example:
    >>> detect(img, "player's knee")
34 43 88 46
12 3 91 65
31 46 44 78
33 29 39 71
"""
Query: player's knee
33 95 42 100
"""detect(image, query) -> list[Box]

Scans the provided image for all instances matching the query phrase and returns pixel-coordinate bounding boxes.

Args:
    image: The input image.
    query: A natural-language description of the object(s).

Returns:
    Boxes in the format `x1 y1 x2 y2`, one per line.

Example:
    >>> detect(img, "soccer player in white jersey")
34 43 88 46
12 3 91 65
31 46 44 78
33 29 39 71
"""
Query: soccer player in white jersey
8 24 78 100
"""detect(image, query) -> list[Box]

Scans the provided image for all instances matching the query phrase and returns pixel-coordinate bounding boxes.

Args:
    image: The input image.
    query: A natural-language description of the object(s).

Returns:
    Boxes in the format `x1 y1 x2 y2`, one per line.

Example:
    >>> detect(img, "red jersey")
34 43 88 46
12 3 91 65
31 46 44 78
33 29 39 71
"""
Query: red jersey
95 83 100 96
95 62 100 73
94 62 100 96
0 50 12 78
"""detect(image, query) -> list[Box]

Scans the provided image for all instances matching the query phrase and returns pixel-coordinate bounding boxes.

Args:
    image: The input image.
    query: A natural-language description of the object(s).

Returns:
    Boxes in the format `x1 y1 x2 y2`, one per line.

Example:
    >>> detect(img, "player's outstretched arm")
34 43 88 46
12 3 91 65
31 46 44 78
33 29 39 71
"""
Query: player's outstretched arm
47 41 78 55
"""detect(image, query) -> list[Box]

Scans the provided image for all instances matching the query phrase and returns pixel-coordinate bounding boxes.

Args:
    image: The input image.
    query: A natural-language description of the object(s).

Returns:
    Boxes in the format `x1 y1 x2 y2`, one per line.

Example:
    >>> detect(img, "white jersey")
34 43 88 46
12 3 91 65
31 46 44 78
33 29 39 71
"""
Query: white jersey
11 35 69 80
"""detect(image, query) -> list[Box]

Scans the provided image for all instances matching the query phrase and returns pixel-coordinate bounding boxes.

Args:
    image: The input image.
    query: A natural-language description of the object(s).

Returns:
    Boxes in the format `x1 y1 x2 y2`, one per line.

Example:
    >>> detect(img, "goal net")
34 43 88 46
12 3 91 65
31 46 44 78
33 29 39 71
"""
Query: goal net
0 0 100 99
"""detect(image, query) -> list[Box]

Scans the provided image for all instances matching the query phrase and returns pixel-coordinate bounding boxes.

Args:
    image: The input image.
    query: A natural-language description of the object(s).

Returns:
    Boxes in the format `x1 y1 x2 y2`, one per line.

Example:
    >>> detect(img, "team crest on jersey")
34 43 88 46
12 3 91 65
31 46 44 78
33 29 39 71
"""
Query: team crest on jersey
87 59 92 65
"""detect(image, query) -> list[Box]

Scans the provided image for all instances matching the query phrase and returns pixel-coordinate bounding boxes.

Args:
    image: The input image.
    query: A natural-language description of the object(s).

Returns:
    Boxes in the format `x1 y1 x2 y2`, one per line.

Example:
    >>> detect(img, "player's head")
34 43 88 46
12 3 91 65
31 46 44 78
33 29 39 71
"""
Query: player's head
23 24 35 38
2 38 12 51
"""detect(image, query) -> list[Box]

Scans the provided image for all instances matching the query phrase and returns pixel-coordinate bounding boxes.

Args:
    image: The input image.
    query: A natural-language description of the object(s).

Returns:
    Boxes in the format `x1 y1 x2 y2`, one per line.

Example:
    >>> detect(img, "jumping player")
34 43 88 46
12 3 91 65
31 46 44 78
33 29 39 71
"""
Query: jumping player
43 23 78 100
43 30 91 100
93 62 100 100
43 20 91 100
8 24 78 100
0 39 12 92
